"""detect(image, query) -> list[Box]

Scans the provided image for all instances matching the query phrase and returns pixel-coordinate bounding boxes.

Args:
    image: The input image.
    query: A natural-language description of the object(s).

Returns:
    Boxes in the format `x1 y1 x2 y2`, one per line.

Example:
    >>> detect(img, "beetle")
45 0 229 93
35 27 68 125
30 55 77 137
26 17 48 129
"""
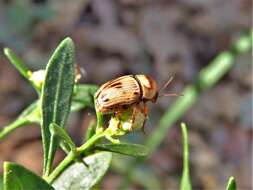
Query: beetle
94 74 177 130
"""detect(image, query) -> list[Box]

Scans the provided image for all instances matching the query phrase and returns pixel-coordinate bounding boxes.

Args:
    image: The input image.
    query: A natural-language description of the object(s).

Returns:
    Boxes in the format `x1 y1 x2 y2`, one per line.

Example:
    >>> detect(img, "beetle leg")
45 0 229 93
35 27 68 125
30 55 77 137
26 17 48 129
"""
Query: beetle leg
115 106 128 117
115 107 121 117
130 105 138 131
141 103 148 133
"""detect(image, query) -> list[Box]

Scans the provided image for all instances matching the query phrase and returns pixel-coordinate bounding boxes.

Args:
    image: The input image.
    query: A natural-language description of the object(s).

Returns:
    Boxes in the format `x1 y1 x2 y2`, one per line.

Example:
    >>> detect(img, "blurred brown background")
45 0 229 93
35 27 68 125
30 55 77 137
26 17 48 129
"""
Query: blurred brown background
0 0 252 189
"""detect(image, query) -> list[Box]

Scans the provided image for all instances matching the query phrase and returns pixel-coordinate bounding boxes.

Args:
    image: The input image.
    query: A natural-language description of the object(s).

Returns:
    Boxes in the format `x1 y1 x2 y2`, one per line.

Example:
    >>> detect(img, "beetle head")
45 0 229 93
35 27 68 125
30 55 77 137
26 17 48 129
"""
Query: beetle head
135 75 158 102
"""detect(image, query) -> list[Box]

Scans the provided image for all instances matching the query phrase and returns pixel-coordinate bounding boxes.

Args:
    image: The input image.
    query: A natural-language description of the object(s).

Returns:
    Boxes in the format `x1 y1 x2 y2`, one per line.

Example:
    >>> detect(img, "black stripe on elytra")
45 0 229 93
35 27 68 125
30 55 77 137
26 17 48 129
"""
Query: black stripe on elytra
110 82 122 88
133 75 143 101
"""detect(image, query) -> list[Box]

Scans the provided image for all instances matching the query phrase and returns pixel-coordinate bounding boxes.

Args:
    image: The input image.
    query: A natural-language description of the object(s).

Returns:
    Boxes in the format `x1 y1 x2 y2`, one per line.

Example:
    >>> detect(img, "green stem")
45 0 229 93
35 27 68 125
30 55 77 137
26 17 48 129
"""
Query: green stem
77 132 105 153
44 132 105 183
0 102 40 141
44 150 75 183
0 118 29 140
95 106 104 131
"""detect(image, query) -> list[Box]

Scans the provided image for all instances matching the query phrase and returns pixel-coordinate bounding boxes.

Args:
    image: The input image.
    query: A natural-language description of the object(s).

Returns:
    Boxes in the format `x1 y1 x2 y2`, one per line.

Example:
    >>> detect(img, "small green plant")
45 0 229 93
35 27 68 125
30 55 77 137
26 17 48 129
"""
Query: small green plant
0 32 249 189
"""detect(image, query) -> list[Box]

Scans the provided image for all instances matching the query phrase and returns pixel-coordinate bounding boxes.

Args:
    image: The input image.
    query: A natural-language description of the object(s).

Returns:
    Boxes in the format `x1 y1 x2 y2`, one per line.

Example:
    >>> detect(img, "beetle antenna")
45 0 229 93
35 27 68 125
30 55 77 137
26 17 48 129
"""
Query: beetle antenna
158 76 174 93
158 76 183 98
159 93 183 97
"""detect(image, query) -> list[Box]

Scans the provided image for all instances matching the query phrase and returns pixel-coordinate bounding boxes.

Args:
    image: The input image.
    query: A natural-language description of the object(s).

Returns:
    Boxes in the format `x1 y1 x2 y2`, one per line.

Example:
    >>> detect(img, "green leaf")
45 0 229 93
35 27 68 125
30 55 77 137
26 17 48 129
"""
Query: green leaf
71 84 98 111
52 152 112 190
3 48 40 93
59 141 71 154
226 176 237 190
95 143 149 157
3 48 31 79
18 101 40 121
49 123 76 152
0 174 3 190
41 37 75 176
180 123 192 190
0 101 39 140
3 162 54 190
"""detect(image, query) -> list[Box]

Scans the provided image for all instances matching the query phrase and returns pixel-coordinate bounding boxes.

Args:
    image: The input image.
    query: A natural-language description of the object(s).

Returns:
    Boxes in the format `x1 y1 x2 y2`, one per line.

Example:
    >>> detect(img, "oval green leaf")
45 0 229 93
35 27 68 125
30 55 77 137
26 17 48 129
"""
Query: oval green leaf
41 37 75 175
95 143 149 157
3 162 54 190
3 48 40 93
52 152 112 190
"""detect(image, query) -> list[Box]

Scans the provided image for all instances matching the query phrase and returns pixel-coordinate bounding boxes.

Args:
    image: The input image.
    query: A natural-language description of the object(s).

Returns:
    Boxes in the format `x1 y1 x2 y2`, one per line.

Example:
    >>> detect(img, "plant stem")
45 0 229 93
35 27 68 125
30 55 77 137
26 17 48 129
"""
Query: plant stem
44 131 105 184
44 150 75 183
95 107 104 131
77 132 104 153
0 118 29 140
0 102 40 140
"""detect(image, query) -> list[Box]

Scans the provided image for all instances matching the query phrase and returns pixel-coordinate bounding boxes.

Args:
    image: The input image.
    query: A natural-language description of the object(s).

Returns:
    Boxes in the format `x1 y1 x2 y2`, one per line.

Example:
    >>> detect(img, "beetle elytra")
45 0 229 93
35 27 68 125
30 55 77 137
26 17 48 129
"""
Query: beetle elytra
95 74 177 130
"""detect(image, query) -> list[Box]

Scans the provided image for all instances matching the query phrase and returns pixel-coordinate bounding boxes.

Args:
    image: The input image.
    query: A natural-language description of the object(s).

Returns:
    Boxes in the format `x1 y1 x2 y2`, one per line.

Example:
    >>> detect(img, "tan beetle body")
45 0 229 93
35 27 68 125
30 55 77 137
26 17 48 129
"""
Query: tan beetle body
95 74 158 114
